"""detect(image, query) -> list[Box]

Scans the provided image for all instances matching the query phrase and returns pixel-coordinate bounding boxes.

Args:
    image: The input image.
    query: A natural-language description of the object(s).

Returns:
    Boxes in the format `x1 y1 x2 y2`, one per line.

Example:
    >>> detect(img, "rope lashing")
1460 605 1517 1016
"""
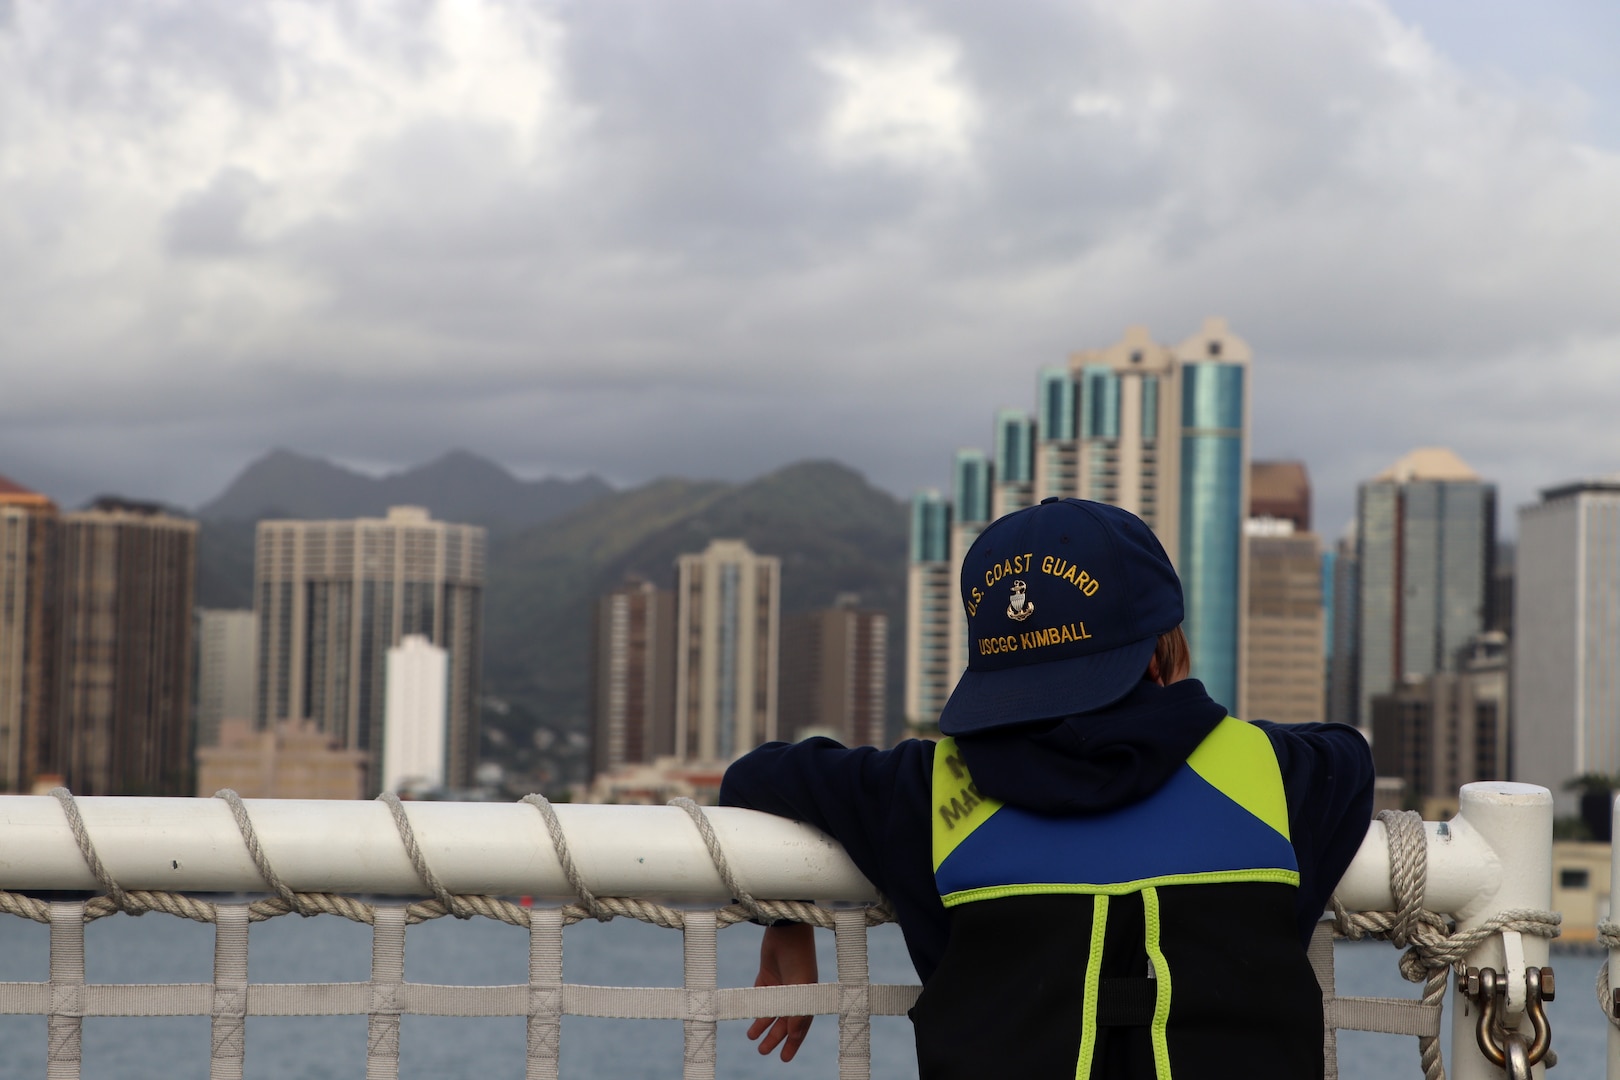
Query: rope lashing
50 787 130 911
1333 809 1562 1080
377 791 478 919
523 793 612 922
669 795 772 925
1594 919 1620 1028
215 789 320 917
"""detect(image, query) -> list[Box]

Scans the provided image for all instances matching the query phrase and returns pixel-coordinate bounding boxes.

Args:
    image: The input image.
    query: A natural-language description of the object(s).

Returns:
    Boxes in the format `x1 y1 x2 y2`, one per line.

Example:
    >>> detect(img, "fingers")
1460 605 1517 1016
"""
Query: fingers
749 1014 813 1061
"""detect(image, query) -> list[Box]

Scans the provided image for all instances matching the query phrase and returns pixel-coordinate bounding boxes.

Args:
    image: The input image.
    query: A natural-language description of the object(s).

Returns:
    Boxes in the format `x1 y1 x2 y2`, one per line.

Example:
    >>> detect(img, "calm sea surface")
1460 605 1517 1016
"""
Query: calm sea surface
0 912 1606 1078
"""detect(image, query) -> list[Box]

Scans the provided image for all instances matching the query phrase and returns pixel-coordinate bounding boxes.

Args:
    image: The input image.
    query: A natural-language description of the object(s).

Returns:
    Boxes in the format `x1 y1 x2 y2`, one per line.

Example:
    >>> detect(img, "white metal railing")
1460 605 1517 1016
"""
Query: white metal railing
0 781 1565 1079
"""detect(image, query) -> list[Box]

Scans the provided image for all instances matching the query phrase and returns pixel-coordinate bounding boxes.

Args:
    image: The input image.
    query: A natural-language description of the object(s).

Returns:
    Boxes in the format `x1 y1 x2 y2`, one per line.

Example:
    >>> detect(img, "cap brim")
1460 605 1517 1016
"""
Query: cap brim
936 635 1160 736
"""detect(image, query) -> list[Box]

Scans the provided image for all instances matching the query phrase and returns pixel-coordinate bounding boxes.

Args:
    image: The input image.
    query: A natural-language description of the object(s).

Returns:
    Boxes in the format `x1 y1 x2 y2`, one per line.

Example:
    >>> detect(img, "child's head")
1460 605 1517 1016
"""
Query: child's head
938 497 1186 736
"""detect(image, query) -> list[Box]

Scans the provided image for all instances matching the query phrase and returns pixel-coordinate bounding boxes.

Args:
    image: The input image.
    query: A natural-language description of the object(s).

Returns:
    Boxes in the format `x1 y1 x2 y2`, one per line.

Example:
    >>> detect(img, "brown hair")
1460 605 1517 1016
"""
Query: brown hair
1148 626 1190 686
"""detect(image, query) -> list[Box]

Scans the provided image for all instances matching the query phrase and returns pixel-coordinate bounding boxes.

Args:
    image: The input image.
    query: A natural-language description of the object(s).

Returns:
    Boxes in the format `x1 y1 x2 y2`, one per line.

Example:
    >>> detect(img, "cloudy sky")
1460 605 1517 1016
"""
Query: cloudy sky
3 0 1618 535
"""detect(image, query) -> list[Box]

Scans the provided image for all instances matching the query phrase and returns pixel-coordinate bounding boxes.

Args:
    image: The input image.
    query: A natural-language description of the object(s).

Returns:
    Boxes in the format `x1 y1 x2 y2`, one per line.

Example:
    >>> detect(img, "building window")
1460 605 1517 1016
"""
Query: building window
1560 868 1589 889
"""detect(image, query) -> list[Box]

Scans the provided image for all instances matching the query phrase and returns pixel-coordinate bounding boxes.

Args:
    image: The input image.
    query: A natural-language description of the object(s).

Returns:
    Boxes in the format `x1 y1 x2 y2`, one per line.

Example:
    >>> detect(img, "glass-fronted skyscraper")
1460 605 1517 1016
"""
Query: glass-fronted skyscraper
1354 449 1495 729
905 490 955 728
1179 354 1248 710
904 318 1253 728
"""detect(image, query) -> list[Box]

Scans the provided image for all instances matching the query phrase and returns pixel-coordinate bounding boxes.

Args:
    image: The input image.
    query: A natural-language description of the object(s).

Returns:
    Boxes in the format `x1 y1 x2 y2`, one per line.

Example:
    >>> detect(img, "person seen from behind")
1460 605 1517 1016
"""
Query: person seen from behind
720 496 1375 1079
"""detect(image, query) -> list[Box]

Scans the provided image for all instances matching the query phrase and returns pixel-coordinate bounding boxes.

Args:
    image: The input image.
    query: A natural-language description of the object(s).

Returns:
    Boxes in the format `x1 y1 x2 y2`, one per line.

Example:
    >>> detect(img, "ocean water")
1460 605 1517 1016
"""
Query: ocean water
0 912 1605 1078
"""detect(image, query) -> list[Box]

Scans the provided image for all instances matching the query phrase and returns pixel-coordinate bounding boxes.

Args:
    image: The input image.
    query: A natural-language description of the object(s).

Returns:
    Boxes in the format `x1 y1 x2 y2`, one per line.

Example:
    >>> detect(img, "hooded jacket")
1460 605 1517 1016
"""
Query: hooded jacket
719 679 1374 1076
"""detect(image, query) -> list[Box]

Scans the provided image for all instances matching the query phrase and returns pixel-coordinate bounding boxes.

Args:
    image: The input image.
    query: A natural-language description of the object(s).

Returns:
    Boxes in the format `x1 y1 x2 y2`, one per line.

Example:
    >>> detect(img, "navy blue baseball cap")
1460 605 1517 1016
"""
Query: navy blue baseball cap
937 497 1185 736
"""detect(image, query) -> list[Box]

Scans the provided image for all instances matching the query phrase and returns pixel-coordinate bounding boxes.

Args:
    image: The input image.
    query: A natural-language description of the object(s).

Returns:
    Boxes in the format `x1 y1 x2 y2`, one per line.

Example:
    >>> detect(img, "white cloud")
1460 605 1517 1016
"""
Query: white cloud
815 16 979 171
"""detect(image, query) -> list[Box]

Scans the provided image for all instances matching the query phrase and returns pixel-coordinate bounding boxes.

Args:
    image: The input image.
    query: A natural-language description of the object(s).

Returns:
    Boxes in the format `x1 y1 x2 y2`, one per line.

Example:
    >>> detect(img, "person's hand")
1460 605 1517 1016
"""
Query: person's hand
747 922 818 1061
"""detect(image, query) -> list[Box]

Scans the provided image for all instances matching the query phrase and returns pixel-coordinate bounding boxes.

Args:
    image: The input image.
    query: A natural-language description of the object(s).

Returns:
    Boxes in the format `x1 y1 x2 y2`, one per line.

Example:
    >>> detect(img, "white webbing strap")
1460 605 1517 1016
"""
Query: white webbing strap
1313 919 1443 1055
48 901 85 1080
835 908 872 1080
683 909 719 1080
527 906 563 1080
367 906 407 1080
1309 920 1340 1080
210 904 250 1080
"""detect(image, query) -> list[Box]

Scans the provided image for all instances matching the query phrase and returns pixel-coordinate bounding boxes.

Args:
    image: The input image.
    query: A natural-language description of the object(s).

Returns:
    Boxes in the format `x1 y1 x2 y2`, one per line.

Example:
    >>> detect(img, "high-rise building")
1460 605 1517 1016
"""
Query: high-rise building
1326 530 1360 727
1355 448 1495 729
779 599 888 747
591 578 676 779
1371 631 1509 816
946 450 992 697
991 409 1035 518
382 634 448 793
1249 461 1311 531
1244 462 1323 724
905 318 1252 724
0 475 58 793
1514 478 1620 812
1243 519 1324 724
54 501 198 795
195 609 257 750
254 506 485 791
904 490 953 731
673 539 780 761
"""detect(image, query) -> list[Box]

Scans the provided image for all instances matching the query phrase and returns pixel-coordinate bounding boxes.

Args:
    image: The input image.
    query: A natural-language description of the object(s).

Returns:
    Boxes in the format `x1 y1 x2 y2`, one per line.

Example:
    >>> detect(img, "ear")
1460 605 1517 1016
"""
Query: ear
1145 655 1164 686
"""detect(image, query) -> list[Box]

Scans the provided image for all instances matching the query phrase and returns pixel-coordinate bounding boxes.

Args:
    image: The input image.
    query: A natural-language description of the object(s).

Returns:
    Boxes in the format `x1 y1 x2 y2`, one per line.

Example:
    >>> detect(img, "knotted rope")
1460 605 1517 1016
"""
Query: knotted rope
1333 810 1562 1080
1594 920 1620 1028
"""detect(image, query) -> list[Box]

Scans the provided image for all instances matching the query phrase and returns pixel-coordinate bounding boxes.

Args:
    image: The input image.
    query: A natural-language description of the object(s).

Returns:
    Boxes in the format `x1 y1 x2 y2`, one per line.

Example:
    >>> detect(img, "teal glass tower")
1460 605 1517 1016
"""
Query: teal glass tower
1179 351 1248 711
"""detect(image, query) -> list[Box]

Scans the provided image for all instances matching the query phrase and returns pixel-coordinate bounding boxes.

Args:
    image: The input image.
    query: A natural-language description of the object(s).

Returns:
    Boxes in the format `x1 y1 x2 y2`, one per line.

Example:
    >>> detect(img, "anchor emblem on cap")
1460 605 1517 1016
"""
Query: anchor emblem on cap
1006 580 1034 622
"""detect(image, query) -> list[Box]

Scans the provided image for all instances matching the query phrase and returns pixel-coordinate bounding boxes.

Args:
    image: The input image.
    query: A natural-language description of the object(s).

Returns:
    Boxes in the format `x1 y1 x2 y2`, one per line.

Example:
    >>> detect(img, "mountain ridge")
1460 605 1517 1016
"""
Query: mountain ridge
197 448 613 531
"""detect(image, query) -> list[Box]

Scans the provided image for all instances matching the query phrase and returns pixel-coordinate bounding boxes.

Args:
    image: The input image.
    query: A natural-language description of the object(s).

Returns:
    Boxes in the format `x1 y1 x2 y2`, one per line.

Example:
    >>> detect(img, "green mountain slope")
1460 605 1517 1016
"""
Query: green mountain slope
483 461 908 780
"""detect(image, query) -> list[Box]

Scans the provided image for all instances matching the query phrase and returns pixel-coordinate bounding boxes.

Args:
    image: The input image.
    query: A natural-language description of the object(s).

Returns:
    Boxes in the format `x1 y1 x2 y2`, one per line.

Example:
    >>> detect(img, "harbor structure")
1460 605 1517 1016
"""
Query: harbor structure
590 578 677 780
0 475 58 792
673 539 781 761
53 500 198 795
904 318 1252 727
779 598 888 746
194 608 257 750
1354 448 1495 729
1514 477 1620 812
381 634 448 793
253 506 485 792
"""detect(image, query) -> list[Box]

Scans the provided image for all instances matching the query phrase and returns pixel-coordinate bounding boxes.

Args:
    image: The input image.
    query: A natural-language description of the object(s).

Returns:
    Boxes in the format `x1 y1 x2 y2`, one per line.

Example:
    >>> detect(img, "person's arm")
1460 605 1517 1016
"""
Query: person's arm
1254 721 1376 944
746 923 818 1061
720 737 947 1031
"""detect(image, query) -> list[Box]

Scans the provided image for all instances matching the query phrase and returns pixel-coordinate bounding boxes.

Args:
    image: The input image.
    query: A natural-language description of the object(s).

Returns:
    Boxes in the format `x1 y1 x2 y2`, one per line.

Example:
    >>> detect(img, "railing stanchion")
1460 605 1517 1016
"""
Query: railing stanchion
1450 782 1554 1080
1608 792 1620 1080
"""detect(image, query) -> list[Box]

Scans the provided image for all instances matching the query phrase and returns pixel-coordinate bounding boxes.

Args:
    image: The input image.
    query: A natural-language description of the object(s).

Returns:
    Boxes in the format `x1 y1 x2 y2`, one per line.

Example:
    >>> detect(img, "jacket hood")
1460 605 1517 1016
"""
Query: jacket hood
954 678 1229 815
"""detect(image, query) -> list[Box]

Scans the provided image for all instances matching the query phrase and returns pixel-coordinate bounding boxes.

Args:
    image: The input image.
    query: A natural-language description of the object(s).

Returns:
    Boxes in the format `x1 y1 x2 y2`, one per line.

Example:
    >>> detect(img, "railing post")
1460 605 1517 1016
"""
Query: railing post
1609 793 1620 1080
1450 782 1553 1080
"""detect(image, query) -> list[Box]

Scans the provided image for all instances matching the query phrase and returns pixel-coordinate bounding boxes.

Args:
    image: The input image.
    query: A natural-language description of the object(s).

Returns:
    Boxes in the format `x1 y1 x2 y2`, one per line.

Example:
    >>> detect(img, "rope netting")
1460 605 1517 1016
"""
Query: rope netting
0 796 1566 1079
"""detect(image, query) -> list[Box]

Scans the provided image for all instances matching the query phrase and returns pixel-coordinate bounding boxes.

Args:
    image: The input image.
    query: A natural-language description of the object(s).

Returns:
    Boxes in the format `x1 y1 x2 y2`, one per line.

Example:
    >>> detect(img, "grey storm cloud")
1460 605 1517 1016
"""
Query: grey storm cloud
1 0 1618 535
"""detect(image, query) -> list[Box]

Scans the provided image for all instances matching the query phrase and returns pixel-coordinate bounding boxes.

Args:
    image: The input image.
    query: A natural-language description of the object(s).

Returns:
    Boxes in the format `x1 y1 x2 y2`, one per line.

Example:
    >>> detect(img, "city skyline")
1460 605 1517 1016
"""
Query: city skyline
4 1 1620 543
